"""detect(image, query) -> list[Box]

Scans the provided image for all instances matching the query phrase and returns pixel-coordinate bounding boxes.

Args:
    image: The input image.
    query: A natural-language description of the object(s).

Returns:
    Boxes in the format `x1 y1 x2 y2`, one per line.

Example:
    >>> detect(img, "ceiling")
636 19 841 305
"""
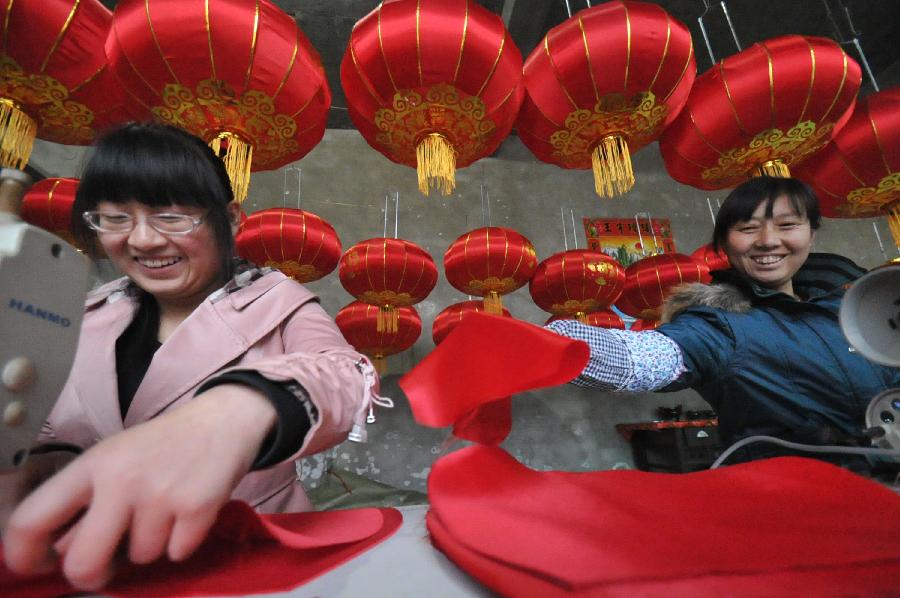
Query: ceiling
99 0 900 131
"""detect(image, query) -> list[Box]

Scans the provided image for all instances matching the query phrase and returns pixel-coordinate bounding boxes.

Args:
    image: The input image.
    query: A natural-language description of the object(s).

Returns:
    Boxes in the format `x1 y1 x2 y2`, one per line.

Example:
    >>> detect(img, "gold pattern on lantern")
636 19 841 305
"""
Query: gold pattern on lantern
374 83 495 189
0 56 95 152
701 121 834 183
360 289 417 307
265 260 321 283
551 298 602 315
836 172 900 218
467 276 519 295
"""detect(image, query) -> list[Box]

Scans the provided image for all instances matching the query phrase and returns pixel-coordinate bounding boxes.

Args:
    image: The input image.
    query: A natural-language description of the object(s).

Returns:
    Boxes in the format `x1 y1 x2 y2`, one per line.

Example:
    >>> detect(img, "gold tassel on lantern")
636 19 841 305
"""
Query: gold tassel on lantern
376 305 399 334
0 98 37 170
755 159 791 178
575 311 588 324
416 133 456 196
592 135 635 198
887 201 900 254
483 291 504 315
210 131 253 204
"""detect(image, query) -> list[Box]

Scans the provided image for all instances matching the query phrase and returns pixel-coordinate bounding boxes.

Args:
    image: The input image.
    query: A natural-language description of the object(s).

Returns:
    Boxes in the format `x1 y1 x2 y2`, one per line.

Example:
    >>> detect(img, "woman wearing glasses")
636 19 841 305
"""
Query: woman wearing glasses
4 123 384 590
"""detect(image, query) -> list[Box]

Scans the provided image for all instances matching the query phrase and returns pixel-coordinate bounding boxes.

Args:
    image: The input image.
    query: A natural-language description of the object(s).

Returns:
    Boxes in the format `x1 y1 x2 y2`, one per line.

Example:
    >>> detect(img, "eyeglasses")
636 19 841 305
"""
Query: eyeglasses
82 211 204 235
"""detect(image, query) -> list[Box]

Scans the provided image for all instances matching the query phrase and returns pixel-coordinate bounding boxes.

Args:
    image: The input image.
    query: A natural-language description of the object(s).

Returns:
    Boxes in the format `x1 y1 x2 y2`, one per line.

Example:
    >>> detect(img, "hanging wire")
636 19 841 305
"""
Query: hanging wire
393 191 399 239
822 0 880 91
282 165 301 209
570 209 578 249
872 222 888 261
561 207 569 250
706 197 718 225
383 193 389 238
719 1 742 51
563 0 572 19
382 191 400 238
697 0 717 66
634 213 647 257
480 183 493 227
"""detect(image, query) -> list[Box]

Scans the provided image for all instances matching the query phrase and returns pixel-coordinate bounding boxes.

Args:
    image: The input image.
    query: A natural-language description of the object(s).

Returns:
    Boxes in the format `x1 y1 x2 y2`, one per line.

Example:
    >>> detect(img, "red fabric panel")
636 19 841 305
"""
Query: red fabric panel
399 312 589 430
427 445 900 596
1 502 402 597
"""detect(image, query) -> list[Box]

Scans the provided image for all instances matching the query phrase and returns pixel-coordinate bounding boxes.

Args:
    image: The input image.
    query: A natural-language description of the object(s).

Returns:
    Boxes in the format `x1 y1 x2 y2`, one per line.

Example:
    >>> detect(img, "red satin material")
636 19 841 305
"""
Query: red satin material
432 300 512 345
629 318 660 331
617 252 710 319
106 0 330 169
0 501 402 597
794 86 900 218
443 227 538 298
517 1 695 169
339 238 438 307
427 445 900 597
660 35 862 190
335 300 421 358
20 177 78 241
235 208 342 282
399 312 589 433
546 309 625 329
340 0 523 169
529 250 625 317
0 0 142 144
691 242 731 272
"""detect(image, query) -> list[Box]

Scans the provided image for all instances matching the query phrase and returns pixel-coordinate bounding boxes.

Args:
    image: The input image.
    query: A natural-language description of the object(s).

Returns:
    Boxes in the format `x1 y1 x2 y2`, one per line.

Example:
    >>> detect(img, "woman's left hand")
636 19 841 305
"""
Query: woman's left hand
2 384 276 591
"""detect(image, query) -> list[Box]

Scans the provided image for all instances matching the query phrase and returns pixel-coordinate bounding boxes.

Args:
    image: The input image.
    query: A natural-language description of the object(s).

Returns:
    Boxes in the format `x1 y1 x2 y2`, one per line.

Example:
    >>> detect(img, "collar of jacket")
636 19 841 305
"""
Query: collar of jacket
661 253 866 323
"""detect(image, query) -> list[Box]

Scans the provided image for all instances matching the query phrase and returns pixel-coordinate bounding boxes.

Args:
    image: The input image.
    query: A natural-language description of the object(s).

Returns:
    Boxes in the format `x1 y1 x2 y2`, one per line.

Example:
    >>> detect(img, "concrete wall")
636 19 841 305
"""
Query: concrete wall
30 131 897 492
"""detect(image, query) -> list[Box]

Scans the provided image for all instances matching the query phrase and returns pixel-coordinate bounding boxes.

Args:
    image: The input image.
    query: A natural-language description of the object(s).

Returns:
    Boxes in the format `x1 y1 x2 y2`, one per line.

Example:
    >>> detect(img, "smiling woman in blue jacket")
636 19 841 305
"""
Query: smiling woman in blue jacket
548 176 900 467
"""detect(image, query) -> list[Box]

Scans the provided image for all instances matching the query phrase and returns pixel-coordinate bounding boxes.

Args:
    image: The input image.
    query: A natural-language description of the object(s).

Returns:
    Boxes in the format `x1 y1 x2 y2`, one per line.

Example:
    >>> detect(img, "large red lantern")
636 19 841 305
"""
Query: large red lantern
691 242 731 272
341 0 523 196
546 309 625 330
106 0 330 203
443 227 538 315
20 178 82 249
0 0 140 169
517 1 695 198
339 238 438 333
235 208 341 283
794 87 900 250
617 253 711 320
335 301 421 374
433 300 512 346
529 250 625 321
660 35 862 190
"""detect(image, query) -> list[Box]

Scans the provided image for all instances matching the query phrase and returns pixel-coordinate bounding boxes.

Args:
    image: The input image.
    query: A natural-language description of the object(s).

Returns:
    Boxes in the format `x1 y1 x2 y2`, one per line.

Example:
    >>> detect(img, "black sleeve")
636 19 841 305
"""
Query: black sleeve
195 370 315 470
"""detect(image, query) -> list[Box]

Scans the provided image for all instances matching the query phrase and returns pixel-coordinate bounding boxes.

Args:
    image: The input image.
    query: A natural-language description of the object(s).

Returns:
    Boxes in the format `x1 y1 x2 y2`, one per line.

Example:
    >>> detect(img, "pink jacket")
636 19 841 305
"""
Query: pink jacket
41 271 382 513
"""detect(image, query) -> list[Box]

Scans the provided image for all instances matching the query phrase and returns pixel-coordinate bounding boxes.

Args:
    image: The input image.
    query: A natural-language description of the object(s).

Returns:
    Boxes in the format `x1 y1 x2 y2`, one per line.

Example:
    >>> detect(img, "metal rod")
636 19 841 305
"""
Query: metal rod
852 38 880 91
720 1 741 51
486 187 492 226
570 209 578 249
561 207 569 250
634 213 646 257
697 1 716 65
823 0 880 91
480 184 486 227
296 167 302 209
872 222 888 261
706 197 717 225
563 0 572 19
383 194 389 238
647 212 661 253
584 0 591 7
393 191 399 239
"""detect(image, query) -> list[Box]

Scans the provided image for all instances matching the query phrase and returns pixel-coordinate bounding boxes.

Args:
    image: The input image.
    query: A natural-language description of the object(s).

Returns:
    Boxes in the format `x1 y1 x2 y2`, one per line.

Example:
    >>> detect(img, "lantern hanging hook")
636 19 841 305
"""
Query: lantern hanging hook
282 166 302 209
480 183 493 227
570 209 579 250
561 207 569 251
697 0 717 66
872 222 888 261
382 190 400 238
634 212 661 255
563 0 572 19
706 197 718 225
822 0 879 91
720 2 742 52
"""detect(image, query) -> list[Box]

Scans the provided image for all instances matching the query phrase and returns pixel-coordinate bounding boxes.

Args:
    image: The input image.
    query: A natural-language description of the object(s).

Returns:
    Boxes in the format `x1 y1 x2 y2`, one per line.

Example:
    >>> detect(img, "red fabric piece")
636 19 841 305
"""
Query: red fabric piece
1 502 402 597
452 398 513 445
399 312 589 438
427 445 900 597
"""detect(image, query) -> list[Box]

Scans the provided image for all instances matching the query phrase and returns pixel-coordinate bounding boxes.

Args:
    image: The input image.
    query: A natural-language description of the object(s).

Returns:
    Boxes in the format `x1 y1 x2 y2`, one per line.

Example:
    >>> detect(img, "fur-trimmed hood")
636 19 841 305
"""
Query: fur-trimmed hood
661 282 751 323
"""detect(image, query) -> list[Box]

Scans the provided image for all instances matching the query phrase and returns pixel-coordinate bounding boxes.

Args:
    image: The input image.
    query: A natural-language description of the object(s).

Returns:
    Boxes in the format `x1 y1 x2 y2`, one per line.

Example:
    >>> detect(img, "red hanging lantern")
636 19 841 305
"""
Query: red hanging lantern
106 0 330 203
235 208 341 283
660 35 862 190
20 178 80 249
433 300 512 346
546 309 625 330
335 301 421 375
443 227 538 315
339 238 438 333
630 318 660 331
691 242 731 272
340 0 524 196
0 0 141 169
617 253 711 320
794 87 900 251
517 1 695 198
529 250 625 322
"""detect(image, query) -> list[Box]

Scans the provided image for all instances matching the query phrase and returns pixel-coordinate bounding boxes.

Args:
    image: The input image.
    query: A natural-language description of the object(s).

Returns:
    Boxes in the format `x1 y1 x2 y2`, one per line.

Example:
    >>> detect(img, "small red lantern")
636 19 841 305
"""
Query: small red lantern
335 301 421 375
106 0 330 203
20 178 80 249
660 35 862 190
546 309 625 330
0 0 140 169
691 243 731 272
617 253 711 320
235 208 341 283
529 250 625 321
794 87 900 250
517 1 695 198
341 0 523 196
339 238 437 333
443 227 538 315
433 300 512 346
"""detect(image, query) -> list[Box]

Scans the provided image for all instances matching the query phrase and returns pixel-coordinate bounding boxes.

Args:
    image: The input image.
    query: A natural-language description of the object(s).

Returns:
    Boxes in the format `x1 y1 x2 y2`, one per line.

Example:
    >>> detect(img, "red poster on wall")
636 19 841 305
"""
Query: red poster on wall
583 218 676 267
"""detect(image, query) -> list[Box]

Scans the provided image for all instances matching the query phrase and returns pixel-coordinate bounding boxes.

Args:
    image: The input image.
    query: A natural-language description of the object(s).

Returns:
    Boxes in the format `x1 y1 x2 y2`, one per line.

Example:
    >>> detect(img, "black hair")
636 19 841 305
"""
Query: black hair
73 122 236 280
712 176 822 252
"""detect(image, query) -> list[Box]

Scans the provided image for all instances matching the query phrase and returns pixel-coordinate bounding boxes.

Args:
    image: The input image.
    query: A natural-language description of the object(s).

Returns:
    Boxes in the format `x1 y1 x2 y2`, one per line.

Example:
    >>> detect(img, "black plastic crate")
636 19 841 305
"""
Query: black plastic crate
630 426 722 473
